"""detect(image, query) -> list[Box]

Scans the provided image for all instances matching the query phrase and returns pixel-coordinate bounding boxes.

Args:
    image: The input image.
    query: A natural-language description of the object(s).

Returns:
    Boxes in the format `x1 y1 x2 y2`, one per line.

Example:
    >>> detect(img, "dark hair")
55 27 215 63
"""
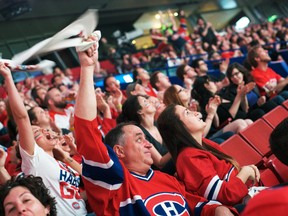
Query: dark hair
157 104 239 169
163 85 186 107
191 58 204 69
104 122 137 148
269 117 288 165
150 71 161 90
0 175 57 216
27 107 38 125
116 95 148 124
191 75 214 113
176 64 187 81
247 45 261 68
103 74 114 92
226 62 254 84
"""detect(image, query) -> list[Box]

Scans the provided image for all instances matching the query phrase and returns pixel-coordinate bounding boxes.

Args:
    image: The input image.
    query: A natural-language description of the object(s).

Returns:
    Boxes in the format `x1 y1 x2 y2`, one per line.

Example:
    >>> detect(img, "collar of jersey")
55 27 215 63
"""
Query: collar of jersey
130 168 154 181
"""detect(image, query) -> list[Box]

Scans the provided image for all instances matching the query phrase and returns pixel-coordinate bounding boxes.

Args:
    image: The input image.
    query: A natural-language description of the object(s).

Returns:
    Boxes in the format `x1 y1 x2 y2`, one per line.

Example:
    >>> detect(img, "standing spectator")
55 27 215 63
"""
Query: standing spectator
195 17 218 46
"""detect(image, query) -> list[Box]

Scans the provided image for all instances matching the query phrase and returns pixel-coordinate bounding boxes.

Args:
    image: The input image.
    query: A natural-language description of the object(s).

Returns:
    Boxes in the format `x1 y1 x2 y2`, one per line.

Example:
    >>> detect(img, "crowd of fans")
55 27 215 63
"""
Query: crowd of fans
0 11 287 216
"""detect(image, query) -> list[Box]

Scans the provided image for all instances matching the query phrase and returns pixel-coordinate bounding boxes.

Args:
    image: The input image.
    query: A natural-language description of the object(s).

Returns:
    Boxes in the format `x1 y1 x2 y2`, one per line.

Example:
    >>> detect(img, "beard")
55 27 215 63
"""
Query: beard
54 100 67 109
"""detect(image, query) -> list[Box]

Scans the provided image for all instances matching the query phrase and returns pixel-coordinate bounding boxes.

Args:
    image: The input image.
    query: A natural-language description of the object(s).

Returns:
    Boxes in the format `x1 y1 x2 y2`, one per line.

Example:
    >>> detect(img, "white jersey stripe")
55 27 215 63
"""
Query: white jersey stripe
83 175 122 190
83 156 114 169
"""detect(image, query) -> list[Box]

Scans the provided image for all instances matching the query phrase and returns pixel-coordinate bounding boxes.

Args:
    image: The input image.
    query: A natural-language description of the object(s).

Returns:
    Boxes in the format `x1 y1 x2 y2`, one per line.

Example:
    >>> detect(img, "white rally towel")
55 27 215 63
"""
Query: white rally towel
4 9 100 71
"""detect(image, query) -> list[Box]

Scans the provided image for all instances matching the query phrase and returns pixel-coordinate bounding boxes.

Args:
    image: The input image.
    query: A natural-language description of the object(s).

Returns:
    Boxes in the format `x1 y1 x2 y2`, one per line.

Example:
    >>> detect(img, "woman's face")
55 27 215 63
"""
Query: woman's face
175 105 206 134
32 126 60 151
33 107 50 126
174 85 190 105
4 186 50 216
230 68 244 85
138 96 156 115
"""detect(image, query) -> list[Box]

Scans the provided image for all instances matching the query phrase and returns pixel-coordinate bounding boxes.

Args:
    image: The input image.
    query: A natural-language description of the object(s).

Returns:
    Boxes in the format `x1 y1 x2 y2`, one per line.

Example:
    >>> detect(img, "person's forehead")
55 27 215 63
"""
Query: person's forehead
107 77 117 84
123 125 143 136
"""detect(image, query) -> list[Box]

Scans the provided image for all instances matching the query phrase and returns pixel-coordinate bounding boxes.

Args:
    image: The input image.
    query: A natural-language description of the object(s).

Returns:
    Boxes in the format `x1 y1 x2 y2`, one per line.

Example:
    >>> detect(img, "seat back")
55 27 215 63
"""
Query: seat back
283 99 288 110
220 134 263 166
239 119 273 157
262 105 288 128
260 168 281 187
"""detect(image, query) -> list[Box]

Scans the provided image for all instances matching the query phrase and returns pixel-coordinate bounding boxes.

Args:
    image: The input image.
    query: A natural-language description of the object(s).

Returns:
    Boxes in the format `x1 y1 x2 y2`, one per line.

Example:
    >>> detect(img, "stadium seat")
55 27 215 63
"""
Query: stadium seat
264 156 288 183
220 134 263 166
262 105 288 128
239 119 273 157
283 99 288 110
99 60 118 74
260 168 281 187
229 56 246 65
278 49 288 64
268 61 288 78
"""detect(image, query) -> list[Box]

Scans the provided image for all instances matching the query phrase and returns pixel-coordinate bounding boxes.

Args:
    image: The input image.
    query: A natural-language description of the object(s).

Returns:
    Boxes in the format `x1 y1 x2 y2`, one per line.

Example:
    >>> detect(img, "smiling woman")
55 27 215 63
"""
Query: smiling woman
0 175 57 216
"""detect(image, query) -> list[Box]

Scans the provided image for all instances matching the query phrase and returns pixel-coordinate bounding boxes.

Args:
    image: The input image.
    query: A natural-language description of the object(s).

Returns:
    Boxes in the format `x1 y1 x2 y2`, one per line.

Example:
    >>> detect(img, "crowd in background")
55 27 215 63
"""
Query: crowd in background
0 12 287 216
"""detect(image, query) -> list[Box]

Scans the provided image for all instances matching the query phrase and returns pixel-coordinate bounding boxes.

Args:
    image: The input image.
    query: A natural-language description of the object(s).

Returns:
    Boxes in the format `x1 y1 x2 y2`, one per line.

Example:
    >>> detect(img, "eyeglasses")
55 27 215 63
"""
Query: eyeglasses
230 71 241 78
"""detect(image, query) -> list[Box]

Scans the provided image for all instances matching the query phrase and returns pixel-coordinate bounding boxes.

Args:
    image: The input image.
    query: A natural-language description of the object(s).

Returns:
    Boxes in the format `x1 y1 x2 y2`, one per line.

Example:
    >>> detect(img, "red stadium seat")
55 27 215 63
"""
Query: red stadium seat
260 168 281 187
262 105 288 128
239 119 273 157
221 134 263 166
264 156 288 183
99 60 117 74
283 99 288 110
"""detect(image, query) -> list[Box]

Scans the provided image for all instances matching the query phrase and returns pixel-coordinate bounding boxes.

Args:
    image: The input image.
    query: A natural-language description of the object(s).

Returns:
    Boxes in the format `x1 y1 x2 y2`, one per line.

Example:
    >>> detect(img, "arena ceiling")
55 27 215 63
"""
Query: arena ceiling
0 0 263 43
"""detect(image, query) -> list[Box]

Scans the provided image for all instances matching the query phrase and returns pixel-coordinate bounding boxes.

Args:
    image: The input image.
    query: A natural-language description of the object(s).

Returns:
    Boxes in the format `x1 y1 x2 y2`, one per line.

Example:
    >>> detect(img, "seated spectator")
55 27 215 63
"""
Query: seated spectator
191 58 229 92
192 75 253 132
117 95 174 175
176 64 198 91
31 86 48 109
150 71 171 101
163 85 234 144
158 104 262 207
133 67 157 97
247 45 288 99
224 63 281 119
0 175 57 216
44 87 74 131
125 81 147 98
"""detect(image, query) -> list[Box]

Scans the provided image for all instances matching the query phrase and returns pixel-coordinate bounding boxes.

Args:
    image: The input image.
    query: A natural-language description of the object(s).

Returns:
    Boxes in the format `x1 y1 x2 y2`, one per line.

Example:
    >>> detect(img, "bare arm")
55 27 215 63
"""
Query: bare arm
150 145 172 169
0 62 35 155
74 35 99 120
275 77 288 93
0 148 11 184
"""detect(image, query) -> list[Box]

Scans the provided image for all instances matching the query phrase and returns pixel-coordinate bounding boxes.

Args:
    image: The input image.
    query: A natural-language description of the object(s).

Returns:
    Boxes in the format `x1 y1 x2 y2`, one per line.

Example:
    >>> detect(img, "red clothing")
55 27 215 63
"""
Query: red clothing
145 83 157 97
242 185 288 216
74 116 234 216
251 67 282 96
176 139 248 206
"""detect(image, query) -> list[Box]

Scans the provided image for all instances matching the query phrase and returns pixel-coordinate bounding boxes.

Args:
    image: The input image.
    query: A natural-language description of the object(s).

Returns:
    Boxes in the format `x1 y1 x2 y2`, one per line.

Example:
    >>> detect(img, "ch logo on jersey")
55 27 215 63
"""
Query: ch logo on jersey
144 192 190 216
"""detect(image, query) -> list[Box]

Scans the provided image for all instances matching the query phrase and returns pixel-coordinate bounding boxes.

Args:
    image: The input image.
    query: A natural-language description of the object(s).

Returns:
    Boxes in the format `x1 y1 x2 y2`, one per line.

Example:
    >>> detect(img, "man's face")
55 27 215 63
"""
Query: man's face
184 65 197 79
197 60 208 74
48 88 67 109
137 68 150 81
121 125 153 171
256 47 271 63
156 73 171 90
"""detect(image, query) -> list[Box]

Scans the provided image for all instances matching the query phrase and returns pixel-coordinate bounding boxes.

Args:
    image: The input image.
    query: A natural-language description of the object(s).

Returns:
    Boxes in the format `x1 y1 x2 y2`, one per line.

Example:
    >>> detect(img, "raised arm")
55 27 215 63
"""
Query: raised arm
74 35 98 120
0 62 35 155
